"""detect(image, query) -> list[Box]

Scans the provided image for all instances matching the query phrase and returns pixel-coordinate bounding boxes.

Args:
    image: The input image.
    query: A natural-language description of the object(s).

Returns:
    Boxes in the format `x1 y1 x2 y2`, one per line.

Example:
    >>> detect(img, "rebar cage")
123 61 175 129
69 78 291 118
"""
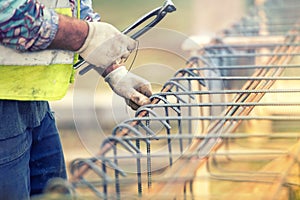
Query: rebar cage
69 0 300 199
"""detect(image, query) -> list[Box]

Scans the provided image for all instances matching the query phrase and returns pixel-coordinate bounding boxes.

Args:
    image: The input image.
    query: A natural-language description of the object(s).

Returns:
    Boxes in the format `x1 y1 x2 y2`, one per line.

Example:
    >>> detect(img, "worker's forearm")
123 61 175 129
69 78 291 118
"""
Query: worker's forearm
0 0 90 52
48 14 89 52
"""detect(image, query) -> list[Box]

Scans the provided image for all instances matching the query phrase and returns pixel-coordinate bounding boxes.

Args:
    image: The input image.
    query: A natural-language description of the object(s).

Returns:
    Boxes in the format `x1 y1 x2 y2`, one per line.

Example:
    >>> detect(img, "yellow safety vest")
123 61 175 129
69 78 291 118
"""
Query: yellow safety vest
0 0 79 101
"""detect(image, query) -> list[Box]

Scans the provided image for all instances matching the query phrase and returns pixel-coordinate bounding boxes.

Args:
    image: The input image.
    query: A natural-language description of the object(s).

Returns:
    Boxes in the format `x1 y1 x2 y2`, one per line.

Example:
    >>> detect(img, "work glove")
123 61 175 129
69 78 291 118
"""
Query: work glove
105 66 153 110
77 22 137 73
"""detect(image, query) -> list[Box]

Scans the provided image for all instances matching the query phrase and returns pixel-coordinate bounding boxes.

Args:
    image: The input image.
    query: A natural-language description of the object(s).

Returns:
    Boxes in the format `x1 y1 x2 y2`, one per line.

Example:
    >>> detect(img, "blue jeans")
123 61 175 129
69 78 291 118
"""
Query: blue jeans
0 111 67 200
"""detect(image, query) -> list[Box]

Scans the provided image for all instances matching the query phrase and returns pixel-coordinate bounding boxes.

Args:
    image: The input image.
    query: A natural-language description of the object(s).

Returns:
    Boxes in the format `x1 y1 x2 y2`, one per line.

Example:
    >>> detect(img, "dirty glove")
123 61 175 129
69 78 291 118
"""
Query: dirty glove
105 66 152 110
77 22 137 73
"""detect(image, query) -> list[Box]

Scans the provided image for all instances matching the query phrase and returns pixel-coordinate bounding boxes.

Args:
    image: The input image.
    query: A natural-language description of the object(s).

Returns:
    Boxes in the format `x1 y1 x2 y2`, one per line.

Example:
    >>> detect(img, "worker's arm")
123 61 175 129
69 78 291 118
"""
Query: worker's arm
0 0 136 67
0 0 97 51
0 0 152 109
48 14 88 51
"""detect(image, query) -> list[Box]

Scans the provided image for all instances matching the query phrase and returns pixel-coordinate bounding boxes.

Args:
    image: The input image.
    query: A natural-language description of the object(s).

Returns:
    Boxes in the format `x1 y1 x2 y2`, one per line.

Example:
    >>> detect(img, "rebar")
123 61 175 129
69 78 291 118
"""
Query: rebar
68 0 300 199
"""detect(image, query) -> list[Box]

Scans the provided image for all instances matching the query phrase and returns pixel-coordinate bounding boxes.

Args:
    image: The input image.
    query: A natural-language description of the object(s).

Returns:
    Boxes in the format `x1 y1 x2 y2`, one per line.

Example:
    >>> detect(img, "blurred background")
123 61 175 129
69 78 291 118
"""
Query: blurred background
95 0 247 35
51 0 252 164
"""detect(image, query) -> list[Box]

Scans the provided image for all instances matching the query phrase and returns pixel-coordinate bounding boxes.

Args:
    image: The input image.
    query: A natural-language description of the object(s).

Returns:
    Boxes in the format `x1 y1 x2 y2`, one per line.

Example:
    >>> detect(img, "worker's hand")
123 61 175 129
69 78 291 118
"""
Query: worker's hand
104 66 152 110
77 22 137 73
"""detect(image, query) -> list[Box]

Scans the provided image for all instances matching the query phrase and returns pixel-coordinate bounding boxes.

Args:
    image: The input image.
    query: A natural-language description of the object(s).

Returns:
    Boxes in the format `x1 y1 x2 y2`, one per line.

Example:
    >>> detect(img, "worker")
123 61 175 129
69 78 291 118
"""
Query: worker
0 0 152 199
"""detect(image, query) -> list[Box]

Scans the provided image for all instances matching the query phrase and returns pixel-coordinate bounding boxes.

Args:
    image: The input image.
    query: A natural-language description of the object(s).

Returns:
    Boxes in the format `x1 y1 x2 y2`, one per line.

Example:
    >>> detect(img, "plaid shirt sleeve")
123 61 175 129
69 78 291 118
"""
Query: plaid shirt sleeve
0 0 59 51
0 0 100 52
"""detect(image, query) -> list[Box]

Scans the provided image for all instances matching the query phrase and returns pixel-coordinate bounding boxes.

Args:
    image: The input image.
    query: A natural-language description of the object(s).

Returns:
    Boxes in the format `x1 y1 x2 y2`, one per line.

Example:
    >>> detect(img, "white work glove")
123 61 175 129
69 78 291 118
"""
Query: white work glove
77 22 137 73
105 66 153 110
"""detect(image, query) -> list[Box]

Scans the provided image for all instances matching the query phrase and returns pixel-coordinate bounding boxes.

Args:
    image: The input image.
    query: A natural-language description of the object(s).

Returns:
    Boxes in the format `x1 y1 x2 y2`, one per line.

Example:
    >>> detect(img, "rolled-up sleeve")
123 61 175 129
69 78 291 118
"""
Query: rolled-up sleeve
0 0 59 51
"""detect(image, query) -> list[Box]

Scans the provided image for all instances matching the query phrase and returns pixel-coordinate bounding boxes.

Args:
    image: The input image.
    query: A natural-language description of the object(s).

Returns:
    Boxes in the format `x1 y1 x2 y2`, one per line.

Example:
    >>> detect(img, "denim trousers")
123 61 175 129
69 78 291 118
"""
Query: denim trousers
0 111 67 200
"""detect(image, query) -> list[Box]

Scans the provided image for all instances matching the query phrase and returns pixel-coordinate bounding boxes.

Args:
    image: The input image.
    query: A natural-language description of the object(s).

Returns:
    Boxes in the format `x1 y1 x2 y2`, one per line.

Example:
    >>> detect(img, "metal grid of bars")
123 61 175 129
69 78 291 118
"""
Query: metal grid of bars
69 0 300 199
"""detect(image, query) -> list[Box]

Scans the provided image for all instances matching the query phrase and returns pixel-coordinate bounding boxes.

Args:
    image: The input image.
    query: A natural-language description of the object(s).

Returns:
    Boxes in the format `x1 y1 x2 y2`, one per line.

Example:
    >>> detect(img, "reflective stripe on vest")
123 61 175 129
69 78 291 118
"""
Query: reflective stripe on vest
0 0 78 101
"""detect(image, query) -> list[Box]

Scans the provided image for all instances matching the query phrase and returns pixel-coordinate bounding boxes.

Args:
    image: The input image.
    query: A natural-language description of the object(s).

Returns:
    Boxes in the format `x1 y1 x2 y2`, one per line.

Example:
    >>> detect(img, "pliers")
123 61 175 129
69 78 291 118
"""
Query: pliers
73 0 176 75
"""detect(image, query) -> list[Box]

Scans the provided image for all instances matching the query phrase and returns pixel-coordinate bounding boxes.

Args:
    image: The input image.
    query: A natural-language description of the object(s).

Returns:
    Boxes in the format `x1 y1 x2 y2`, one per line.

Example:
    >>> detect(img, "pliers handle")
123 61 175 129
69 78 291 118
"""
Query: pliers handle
122 0 176 39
